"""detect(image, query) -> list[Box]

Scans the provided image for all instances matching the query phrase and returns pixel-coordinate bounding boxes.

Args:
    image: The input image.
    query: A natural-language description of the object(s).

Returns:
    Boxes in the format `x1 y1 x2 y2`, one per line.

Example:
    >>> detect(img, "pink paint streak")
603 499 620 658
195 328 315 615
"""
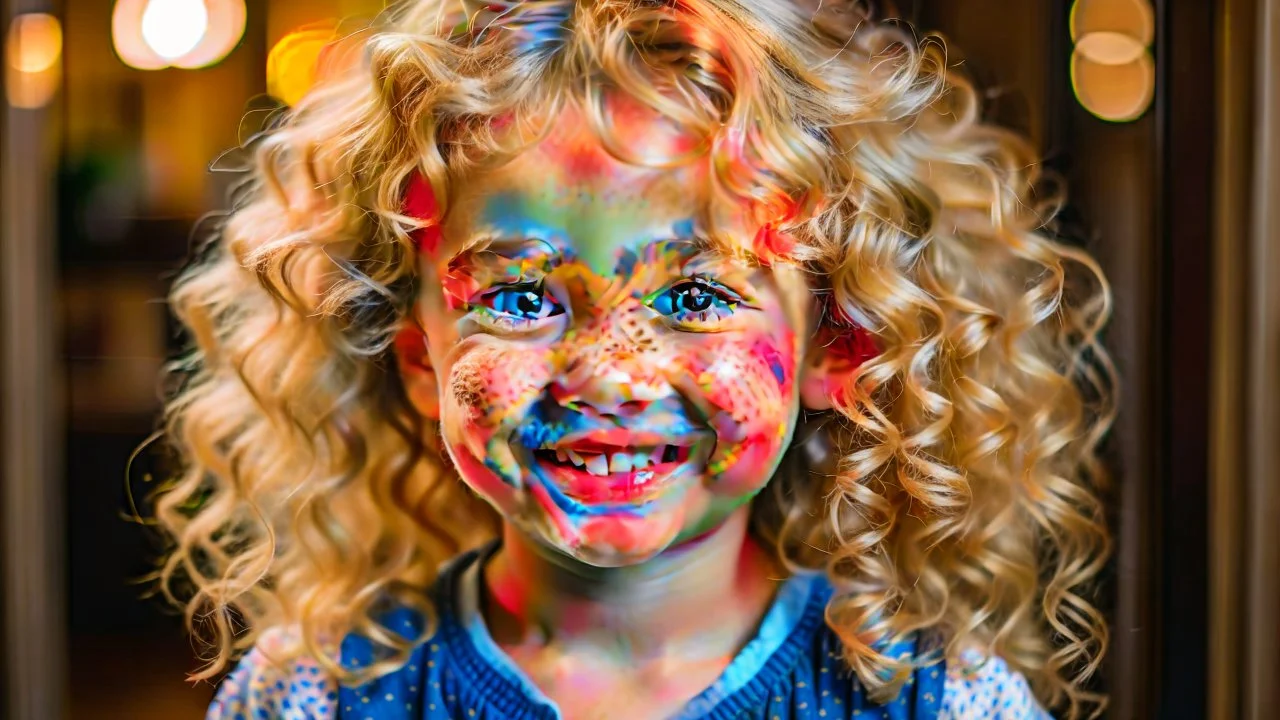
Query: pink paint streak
403 172 443 254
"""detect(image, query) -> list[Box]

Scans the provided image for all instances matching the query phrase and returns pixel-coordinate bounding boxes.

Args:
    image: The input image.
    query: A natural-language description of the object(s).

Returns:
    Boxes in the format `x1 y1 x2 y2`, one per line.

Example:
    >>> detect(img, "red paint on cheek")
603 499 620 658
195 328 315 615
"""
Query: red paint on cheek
452 441 516 499
403 173 443 254
448 343 552 429
687 337 795 438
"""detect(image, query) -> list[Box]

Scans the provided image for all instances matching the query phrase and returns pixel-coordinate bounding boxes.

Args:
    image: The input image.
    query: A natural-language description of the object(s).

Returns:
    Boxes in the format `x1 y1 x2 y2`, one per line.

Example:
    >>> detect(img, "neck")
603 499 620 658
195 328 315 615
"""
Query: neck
482 508 781 664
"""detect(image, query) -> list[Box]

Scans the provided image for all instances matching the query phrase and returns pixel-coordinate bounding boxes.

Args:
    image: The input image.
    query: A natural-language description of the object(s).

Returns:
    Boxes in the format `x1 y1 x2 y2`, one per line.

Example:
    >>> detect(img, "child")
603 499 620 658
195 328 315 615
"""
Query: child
159 1 1114 718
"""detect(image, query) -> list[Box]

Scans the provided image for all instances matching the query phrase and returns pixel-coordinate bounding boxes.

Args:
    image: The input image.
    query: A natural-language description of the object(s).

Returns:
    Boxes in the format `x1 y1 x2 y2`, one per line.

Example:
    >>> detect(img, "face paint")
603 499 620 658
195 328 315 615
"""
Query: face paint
404 172 443 254
408 103 815 566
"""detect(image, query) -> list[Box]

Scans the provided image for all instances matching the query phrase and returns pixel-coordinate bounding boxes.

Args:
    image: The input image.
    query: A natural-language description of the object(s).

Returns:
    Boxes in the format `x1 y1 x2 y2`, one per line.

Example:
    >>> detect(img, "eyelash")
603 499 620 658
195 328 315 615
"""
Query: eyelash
471 282 565 331
470 275 746 332
646 276 744 331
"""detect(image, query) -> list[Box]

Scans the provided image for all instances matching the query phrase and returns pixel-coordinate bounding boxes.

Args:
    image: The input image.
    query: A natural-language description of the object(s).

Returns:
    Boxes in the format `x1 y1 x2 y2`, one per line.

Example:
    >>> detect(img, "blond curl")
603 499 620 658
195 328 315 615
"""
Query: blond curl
156 1 1115 716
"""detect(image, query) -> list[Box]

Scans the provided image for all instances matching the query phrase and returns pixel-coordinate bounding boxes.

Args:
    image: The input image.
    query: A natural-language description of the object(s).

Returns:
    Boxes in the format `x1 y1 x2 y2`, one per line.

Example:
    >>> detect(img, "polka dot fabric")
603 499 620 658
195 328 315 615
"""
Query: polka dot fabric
938 651 1051 719
207 630 339 720
208 550 1049 719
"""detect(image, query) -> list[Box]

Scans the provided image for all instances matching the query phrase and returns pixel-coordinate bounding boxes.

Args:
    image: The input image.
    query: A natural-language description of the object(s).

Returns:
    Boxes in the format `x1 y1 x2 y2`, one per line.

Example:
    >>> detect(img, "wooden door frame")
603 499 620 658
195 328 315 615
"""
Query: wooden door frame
1212 0 1280 716
2 1 66 719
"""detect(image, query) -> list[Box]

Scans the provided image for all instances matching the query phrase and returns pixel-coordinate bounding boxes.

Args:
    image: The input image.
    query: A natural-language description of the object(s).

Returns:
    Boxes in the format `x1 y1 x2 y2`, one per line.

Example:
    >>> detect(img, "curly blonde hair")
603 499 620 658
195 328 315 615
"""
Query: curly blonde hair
157 1 1115 716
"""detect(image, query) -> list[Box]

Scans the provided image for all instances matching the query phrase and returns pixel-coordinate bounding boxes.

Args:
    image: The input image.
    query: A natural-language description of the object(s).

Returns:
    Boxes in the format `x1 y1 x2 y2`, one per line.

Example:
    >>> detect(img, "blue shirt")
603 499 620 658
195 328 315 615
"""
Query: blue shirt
208 546 1051 719
333 546 946 719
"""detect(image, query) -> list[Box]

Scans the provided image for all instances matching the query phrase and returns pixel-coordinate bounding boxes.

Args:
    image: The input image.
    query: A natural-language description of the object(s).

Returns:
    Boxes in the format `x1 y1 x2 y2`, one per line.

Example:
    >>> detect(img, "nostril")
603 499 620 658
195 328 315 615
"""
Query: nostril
616 400 646 417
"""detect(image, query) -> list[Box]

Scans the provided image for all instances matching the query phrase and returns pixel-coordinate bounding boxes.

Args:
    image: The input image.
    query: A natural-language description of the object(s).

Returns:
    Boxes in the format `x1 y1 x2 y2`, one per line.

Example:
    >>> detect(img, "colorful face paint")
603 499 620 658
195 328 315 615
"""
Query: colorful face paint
408 103 815 566
404 172 443 254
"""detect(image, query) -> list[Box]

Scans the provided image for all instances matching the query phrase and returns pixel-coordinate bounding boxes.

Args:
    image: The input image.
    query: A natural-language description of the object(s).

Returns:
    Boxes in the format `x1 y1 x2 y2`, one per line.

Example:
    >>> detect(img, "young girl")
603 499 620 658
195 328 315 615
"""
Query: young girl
159 1 1114 718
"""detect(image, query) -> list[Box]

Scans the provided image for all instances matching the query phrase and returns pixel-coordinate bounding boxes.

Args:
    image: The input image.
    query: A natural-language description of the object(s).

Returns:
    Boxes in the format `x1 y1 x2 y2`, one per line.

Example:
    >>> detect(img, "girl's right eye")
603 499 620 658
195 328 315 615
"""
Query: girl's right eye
475 283 564 323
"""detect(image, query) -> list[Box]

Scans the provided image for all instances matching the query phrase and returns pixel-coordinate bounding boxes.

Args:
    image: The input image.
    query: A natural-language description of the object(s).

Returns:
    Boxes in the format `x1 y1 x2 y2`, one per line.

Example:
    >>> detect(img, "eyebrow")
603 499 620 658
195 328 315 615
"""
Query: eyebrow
445 233 721 270
445 237 560 274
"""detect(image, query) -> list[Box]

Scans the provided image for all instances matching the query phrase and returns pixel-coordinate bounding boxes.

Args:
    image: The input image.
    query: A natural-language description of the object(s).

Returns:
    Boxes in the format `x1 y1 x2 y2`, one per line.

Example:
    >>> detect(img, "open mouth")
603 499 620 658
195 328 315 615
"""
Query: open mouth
530 441 696 504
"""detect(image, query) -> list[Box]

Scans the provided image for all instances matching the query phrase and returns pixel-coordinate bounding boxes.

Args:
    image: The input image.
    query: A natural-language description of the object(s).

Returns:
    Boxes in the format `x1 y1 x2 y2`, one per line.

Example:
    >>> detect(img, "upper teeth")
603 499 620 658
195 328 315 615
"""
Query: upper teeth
556 447 672 476
584 454 609 476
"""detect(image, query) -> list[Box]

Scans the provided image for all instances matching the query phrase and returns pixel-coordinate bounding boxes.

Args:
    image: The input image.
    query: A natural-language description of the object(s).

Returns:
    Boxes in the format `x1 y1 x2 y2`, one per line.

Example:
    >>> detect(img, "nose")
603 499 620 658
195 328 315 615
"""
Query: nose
549 344 673 418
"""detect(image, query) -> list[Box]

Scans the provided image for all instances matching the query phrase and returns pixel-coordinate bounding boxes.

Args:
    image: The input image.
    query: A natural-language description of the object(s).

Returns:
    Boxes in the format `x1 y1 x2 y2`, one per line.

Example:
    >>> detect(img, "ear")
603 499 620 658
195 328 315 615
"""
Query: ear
799 323 878 411
394 323 440 420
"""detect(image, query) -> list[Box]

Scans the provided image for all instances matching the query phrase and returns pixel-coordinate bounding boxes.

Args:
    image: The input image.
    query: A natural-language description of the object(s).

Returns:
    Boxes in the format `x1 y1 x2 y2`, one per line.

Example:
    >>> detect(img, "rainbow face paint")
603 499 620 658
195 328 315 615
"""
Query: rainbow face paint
409 104 813 566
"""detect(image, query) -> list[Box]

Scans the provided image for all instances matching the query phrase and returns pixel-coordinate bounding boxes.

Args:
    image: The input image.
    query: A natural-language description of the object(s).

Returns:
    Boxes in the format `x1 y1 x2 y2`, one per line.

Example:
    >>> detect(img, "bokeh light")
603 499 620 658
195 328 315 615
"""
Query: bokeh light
173 0 245 69
141 0 208 60
5 13 63 108
267 23 337 106
113 0 245 70
1071 47 1154 122
1074 31 1146 65
1070 0 1154 46
1069 0 1155 122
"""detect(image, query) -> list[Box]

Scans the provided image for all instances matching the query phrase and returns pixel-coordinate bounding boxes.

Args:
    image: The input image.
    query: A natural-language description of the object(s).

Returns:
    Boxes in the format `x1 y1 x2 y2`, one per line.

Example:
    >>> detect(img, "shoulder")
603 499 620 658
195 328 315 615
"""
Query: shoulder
207 628 338 720
939 650 1051 720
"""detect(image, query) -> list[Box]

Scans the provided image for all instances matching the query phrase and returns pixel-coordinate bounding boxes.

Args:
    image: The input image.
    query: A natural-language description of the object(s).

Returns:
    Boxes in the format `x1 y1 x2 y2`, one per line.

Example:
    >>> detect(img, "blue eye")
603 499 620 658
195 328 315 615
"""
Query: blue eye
479 283 564 321
648 278 740 328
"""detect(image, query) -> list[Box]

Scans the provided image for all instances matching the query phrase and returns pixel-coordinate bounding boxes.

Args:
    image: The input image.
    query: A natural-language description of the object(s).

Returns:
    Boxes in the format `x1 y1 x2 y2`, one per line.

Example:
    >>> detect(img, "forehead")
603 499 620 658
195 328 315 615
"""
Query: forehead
440 104 713 275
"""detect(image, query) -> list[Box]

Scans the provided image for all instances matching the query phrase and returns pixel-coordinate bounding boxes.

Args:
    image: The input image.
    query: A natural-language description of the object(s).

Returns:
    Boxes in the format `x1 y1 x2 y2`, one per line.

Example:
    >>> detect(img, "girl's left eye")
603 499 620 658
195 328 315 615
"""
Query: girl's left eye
478 283 564 321
647 278 742 328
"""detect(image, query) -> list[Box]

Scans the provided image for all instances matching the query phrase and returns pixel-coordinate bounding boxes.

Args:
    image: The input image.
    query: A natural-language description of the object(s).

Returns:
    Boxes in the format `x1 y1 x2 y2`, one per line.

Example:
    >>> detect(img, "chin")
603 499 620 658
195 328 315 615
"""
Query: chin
526 493 692 567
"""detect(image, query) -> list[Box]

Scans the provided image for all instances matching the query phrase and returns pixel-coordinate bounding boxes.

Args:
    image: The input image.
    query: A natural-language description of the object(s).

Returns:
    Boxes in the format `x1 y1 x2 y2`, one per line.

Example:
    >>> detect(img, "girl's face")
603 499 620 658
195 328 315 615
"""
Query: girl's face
400 103 835 566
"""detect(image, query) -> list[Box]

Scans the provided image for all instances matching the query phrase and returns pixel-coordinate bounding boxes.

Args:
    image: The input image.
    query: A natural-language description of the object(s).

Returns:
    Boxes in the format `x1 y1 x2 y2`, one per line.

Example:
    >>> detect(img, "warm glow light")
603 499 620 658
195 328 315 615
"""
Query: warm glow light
114 0 168 70
1075 30 1146 65
1071 48 1154 122
6 13 62 108
267 24 337 106
141 0 209 60
114 0 245 70
172 0 245 69
6 13 61 72
1070 0 1154 47
1069 0 1154 122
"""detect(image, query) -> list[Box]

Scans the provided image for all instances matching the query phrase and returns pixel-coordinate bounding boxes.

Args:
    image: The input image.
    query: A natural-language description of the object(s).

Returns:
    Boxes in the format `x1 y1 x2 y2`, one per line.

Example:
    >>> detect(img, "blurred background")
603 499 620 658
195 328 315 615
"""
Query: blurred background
1 0 1277 718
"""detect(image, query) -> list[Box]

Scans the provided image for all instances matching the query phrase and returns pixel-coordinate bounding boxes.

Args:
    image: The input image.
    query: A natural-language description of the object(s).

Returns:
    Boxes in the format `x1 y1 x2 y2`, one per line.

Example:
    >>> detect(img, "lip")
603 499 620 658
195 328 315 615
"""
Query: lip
532 453 685 504
539 427 698 451
517 427 713 508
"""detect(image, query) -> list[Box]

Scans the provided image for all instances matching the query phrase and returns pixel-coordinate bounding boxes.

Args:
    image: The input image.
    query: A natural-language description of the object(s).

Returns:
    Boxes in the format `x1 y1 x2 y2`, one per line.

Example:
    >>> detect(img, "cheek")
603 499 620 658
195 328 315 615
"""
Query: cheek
444 341 552 436
684 334 797 444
